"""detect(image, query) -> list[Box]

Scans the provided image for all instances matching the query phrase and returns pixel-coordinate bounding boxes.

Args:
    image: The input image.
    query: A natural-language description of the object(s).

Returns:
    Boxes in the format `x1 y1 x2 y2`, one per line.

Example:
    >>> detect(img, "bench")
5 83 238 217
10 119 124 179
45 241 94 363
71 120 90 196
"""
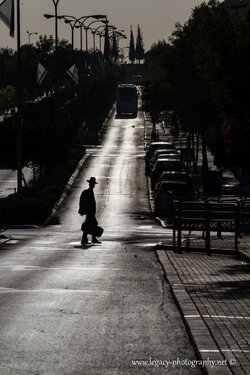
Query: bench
172 200 240 255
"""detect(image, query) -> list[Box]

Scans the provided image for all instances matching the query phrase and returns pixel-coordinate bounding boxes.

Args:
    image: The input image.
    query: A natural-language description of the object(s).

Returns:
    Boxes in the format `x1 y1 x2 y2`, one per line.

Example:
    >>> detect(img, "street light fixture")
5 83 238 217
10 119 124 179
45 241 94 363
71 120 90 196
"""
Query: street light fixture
26 31 38 44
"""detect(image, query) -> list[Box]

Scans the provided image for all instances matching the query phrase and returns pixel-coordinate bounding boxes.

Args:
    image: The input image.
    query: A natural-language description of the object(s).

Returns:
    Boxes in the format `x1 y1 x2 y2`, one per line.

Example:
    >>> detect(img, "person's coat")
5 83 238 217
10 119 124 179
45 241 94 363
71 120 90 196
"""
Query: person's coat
79 188 98 234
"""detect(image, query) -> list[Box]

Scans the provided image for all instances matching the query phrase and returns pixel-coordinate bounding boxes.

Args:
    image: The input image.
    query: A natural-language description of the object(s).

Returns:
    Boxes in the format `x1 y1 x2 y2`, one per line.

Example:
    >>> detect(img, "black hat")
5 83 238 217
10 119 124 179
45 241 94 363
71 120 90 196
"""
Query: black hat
87 177 98 184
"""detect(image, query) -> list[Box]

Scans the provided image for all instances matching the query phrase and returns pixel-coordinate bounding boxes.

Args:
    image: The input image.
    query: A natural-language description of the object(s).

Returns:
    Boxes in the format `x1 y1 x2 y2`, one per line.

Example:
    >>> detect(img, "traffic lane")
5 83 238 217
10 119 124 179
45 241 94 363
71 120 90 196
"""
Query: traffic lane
0 248 200 374
56 115 143 231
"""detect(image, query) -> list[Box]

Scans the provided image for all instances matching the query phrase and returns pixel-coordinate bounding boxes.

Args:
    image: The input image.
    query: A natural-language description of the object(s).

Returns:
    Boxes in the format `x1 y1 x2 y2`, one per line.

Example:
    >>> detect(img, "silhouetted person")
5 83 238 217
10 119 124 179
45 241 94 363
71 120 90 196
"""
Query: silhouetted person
79 177 101 245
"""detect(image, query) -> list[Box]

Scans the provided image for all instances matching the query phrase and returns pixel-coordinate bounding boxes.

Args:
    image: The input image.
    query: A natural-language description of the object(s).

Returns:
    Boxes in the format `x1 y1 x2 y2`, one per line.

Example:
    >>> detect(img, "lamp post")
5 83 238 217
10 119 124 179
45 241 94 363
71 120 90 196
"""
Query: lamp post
90 28 97 52
44 0 61 102
63 19 76 50
26 31 38 44
17 0 22 193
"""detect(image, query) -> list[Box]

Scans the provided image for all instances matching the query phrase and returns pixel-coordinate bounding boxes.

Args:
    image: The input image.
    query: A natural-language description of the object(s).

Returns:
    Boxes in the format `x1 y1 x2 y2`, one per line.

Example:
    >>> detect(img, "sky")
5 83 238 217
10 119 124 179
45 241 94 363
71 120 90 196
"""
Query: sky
0 0 204 51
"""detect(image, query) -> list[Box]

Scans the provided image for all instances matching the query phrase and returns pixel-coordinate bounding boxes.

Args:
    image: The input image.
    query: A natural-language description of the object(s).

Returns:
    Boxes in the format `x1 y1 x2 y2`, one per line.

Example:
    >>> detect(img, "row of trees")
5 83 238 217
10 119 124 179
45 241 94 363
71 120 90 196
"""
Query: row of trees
128 25 145 64
0 34 118 110
0 34 121 174
142 0 250 180
0 33 121 223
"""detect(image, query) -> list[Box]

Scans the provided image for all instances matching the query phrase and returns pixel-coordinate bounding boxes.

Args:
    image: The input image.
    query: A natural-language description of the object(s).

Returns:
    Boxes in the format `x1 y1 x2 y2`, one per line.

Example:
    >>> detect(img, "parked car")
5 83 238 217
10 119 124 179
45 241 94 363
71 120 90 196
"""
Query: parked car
151 159 183 189
145 142 175 175
149 148 178 165
154 180 190 217
154 171 189 196
150 154 181 174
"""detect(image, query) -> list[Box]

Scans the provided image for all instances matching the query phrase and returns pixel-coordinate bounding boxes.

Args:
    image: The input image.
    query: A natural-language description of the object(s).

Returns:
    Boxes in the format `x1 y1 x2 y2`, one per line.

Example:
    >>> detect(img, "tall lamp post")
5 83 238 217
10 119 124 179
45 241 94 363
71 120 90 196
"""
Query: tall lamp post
63 19 76 50
26 31 38 44
17 0 22 192
44 0 61 103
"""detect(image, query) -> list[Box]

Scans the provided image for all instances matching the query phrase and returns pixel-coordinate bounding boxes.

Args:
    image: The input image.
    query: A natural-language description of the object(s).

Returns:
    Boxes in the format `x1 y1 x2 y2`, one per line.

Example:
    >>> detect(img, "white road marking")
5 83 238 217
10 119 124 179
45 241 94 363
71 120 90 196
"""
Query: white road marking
0 287 111 294
0 265 121 271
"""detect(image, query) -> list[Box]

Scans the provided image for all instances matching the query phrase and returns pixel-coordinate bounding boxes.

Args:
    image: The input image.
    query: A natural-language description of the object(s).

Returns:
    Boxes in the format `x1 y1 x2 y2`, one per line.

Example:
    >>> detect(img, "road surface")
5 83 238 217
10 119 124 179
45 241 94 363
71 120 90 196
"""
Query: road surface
0 111 201 374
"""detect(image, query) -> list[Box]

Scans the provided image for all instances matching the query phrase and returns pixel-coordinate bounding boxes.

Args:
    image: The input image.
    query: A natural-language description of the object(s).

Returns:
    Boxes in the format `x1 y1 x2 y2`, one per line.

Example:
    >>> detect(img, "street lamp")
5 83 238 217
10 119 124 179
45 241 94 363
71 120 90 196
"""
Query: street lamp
62 19 75 49
26 31 38 44
44 0 61 101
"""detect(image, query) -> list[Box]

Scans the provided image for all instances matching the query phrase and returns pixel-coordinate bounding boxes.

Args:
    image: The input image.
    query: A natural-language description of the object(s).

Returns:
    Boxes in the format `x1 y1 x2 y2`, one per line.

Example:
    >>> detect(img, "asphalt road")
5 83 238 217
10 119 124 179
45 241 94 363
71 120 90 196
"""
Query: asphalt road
0 112 201 374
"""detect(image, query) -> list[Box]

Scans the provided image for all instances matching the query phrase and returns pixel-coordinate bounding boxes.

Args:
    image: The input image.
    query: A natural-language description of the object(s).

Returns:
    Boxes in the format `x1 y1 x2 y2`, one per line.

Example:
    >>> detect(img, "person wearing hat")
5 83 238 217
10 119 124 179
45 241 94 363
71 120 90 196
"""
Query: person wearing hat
79 177 101 245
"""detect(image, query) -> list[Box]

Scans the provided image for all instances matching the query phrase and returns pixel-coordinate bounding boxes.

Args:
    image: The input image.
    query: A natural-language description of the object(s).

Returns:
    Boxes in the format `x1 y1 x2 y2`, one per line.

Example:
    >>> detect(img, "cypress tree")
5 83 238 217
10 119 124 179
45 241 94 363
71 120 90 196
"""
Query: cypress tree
135 25 145 64
129 26 135 64
111 31 119 61
103 25 110 61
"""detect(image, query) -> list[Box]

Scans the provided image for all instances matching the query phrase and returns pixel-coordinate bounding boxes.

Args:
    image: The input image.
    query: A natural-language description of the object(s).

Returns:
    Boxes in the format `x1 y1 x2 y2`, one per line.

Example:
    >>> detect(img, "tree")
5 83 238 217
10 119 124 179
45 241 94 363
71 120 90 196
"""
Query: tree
103 25 110 61
135 25 145 64
36 35 54 55
111 31 119 61
0 85 15 113
129 26 135 63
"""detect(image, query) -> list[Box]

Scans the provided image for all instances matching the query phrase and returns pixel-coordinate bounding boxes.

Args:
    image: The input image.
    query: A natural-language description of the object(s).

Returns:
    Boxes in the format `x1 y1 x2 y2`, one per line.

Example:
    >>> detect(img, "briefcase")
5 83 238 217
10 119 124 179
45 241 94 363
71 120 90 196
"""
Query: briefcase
94 226 104 238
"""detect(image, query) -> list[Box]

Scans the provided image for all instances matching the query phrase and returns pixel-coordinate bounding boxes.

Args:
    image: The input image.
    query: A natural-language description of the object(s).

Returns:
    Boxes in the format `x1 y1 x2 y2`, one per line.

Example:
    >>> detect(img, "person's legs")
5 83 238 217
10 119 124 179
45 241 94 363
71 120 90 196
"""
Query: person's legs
92 236 101 244
81 232 89 245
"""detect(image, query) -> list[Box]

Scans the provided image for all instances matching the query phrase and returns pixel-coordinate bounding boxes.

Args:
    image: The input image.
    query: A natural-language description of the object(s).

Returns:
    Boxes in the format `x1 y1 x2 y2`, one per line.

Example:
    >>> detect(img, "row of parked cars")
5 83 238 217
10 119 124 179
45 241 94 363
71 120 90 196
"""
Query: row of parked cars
145 141 193 218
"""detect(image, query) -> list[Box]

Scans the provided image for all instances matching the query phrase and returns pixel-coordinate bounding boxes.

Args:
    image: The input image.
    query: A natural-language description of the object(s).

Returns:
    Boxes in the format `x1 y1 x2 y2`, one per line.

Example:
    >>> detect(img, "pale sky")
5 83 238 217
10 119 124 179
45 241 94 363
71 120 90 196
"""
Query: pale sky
0 0 204 51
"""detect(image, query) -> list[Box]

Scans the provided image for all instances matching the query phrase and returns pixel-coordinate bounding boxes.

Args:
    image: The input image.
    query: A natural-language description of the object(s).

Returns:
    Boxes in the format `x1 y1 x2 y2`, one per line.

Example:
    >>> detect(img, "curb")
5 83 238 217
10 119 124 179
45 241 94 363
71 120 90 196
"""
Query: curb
156 250 233 375
98 104 116 139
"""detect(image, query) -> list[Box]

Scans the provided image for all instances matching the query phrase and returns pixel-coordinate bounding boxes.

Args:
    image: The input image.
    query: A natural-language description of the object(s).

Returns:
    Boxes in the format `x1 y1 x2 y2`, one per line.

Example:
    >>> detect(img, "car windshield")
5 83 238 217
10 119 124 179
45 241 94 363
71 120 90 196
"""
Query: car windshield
160 183 188 194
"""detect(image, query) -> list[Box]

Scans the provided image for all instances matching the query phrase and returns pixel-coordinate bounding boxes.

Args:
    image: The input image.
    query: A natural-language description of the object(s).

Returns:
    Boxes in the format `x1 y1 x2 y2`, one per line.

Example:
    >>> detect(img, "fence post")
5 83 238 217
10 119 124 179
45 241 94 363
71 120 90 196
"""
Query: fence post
173 202 176 250
235 202 240 255
177 201 182 252
205 199 211 256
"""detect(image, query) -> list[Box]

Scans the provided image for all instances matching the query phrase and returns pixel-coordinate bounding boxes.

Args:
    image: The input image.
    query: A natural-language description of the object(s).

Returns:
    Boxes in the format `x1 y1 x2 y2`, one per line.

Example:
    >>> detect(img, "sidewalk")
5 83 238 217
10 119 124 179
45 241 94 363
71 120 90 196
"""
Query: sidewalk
145 117 250 374
157 249 250 375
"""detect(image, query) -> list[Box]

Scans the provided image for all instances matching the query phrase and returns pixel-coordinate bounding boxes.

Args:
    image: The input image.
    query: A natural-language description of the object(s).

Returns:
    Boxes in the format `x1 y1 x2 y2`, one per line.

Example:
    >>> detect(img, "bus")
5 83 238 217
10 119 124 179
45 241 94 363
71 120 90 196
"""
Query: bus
116 84 138 117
